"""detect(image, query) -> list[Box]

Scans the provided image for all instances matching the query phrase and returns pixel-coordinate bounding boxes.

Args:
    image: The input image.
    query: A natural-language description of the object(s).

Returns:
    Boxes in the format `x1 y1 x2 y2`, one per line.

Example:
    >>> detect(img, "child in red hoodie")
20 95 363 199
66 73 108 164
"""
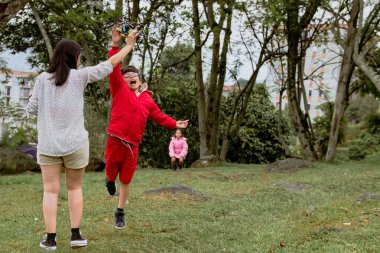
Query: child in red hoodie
105 27 189 229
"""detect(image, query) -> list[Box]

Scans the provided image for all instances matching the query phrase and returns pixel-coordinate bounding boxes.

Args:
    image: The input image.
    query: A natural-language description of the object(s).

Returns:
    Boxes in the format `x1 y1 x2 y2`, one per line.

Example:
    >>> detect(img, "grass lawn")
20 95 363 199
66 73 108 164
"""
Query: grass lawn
1 155 380 253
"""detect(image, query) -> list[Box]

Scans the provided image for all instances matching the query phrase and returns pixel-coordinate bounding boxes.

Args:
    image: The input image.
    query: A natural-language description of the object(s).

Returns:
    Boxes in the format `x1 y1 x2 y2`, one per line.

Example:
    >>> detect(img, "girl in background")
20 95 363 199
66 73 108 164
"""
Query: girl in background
169 129 188 171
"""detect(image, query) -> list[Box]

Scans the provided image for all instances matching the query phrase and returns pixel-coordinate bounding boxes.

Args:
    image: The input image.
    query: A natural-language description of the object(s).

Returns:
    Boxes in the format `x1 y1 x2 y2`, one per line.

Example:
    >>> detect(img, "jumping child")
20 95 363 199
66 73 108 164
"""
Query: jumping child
105 27 188 229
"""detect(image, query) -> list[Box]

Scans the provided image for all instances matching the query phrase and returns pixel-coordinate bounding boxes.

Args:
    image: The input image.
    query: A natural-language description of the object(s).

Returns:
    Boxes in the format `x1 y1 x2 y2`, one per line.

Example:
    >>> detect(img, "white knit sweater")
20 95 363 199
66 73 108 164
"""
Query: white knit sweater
26 61 113 156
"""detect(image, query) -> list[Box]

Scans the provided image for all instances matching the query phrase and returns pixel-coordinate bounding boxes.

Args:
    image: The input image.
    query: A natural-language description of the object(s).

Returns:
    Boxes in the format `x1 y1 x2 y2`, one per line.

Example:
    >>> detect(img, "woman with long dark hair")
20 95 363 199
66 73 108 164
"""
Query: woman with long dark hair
26 28 137 251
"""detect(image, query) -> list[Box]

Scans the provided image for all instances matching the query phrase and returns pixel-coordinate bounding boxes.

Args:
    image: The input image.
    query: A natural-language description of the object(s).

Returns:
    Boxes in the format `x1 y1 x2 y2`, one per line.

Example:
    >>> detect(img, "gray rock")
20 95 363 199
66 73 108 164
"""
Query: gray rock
190 155 225 168
355 192 380 204
266 158 312 172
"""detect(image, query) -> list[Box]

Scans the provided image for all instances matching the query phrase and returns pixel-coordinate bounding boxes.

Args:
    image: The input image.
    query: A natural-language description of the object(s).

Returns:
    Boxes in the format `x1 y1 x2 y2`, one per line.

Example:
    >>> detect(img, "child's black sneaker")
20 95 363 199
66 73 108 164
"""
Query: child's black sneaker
39 234 57 251
115 209 126 229
70 233 88 248
105 178 116 196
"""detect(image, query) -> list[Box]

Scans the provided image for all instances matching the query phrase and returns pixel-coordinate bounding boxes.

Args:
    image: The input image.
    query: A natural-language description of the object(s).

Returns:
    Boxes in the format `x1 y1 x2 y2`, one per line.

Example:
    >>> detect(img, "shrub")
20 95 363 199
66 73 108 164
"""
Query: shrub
364 112 380 134
347 131 380 161
348 140 368 160
0 146 39 174
221 84 290 164
139 85 199 168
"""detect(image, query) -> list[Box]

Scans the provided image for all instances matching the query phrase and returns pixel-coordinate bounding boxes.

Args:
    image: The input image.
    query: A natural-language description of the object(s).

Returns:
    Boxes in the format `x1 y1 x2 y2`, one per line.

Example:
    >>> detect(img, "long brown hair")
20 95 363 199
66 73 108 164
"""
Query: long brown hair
46 39 81 86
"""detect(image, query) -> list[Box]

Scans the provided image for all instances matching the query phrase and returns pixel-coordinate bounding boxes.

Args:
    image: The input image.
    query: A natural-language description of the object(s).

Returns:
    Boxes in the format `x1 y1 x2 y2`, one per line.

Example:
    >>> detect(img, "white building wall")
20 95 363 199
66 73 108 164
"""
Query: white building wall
0 70 37 138
266 30 342 121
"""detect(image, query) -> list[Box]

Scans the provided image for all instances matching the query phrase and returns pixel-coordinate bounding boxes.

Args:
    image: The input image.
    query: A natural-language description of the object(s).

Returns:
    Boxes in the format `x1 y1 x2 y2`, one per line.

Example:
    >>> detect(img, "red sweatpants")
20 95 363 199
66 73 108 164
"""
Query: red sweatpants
105 136 139 184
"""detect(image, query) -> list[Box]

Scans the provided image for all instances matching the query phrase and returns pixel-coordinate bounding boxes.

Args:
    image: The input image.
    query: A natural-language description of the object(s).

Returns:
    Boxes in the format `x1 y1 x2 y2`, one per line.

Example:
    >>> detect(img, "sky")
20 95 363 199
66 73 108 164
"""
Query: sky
1 50 36 72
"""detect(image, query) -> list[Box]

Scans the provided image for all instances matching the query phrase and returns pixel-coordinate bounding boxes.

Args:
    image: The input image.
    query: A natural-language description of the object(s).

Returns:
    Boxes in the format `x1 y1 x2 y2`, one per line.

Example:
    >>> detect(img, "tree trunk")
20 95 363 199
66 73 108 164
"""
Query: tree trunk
115 0 123 18
29 1 53 59
124 0 140 65
207 0 233 156
326 0 360 161
191 0 207 157
0 0 29 27
191 0 234 159
353 53 380 92
286 0 318 161
277 89 292 157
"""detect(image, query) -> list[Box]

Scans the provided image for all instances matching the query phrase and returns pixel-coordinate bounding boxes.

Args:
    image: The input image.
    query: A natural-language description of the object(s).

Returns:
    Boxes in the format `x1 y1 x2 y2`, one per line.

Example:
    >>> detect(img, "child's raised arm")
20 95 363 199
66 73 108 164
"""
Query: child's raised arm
108 27 137 67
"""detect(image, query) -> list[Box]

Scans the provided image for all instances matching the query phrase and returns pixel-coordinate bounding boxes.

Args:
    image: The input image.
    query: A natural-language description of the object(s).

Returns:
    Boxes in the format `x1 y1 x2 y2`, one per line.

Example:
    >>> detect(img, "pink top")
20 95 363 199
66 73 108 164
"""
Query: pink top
169 137 188 158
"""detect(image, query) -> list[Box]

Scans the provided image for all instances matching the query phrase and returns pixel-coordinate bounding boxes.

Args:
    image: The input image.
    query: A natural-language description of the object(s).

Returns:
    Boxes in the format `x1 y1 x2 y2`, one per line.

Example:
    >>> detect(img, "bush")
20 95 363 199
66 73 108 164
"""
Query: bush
364 112 380 134
139 85 199 168
347 131 380 161
0 146 39 174
348 140 368 160
349 113 380 161
221 84 290 164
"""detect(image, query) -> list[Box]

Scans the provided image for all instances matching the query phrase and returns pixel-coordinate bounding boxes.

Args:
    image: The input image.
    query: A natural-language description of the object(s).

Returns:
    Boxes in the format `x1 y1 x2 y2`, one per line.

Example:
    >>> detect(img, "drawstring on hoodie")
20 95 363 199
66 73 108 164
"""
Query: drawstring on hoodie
110 134 135 157
121 140 134 157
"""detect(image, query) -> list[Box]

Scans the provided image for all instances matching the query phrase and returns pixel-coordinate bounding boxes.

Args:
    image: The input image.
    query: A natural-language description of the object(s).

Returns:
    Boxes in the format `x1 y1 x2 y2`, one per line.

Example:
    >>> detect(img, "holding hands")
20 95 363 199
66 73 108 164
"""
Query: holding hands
111 26 138 48
108 26 138 67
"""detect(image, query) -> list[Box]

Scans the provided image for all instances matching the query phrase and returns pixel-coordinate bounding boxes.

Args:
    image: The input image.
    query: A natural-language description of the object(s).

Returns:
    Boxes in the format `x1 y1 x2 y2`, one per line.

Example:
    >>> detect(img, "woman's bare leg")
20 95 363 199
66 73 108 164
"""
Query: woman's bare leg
41 165 62 233
65 167 85 228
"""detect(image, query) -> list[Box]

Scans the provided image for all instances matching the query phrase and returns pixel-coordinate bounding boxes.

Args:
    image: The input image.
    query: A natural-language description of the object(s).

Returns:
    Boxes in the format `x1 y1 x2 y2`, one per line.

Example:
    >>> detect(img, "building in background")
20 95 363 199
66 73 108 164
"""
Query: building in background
265 27 344 121
222 85 240 96
0 69 37 138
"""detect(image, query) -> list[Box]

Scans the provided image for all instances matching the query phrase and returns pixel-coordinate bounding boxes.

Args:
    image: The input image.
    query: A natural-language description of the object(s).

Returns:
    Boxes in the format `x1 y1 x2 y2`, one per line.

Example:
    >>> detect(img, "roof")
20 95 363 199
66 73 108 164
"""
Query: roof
0 70 37 77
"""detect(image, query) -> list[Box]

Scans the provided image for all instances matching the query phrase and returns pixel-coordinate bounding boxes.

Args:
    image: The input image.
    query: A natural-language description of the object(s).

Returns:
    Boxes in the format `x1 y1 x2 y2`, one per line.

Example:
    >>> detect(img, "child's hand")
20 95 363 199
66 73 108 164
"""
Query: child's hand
111 26 122 46
126 29 138 47
176 120 189 128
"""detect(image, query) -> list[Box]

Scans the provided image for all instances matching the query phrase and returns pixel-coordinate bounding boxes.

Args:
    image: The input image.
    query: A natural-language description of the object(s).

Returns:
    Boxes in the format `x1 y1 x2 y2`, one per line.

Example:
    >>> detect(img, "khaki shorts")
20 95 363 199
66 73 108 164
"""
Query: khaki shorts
37 139 89 169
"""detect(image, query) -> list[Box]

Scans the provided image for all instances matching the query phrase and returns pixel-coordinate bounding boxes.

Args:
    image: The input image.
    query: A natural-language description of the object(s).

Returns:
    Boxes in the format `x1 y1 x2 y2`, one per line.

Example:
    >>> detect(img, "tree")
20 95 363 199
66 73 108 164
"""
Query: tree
219 1 283 160
325 0 380 161
283 0 322 161
0 0 29 27
191 0 234 160
352 1 380 91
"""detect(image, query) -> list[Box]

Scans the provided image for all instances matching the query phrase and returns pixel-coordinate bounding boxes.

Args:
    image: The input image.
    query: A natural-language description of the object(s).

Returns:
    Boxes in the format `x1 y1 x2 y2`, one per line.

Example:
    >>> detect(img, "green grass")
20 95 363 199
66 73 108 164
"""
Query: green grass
1 156 380 253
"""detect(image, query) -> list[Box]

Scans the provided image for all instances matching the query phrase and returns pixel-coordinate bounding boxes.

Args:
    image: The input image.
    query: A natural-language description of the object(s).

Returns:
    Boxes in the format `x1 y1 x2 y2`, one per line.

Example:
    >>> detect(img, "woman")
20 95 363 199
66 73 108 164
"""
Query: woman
26 28 137 251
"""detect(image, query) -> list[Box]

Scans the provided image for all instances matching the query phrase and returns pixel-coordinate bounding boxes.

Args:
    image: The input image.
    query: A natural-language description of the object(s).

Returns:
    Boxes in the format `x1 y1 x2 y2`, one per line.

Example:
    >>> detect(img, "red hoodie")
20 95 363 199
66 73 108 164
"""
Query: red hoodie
107 47 176 146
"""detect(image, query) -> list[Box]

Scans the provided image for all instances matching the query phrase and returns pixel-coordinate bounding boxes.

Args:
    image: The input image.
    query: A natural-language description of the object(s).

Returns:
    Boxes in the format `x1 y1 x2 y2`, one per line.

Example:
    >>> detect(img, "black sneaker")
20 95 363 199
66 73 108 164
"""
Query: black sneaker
39 234 57 251
115 209 126 229
70 233 88 248
105 179 116 196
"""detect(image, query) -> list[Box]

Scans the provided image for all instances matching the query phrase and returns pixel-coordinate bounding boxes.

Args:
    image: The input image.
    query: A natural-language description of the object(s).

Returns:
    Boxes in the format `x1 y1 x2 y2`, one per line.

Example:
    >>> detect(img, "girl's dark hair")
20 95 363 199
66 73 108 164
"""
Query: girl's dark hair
174 128 184 137
46 39 81 86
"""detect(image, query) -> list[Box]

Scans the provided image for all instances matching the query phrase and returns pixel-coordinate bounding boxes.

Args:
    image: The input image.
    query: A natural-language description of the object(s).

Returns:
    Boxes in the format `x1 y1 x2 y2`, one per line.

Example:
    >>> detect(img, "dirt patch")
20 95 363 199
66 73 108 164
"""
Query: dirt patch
273 182 313 191
142 185 209 201
184 172 255 182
